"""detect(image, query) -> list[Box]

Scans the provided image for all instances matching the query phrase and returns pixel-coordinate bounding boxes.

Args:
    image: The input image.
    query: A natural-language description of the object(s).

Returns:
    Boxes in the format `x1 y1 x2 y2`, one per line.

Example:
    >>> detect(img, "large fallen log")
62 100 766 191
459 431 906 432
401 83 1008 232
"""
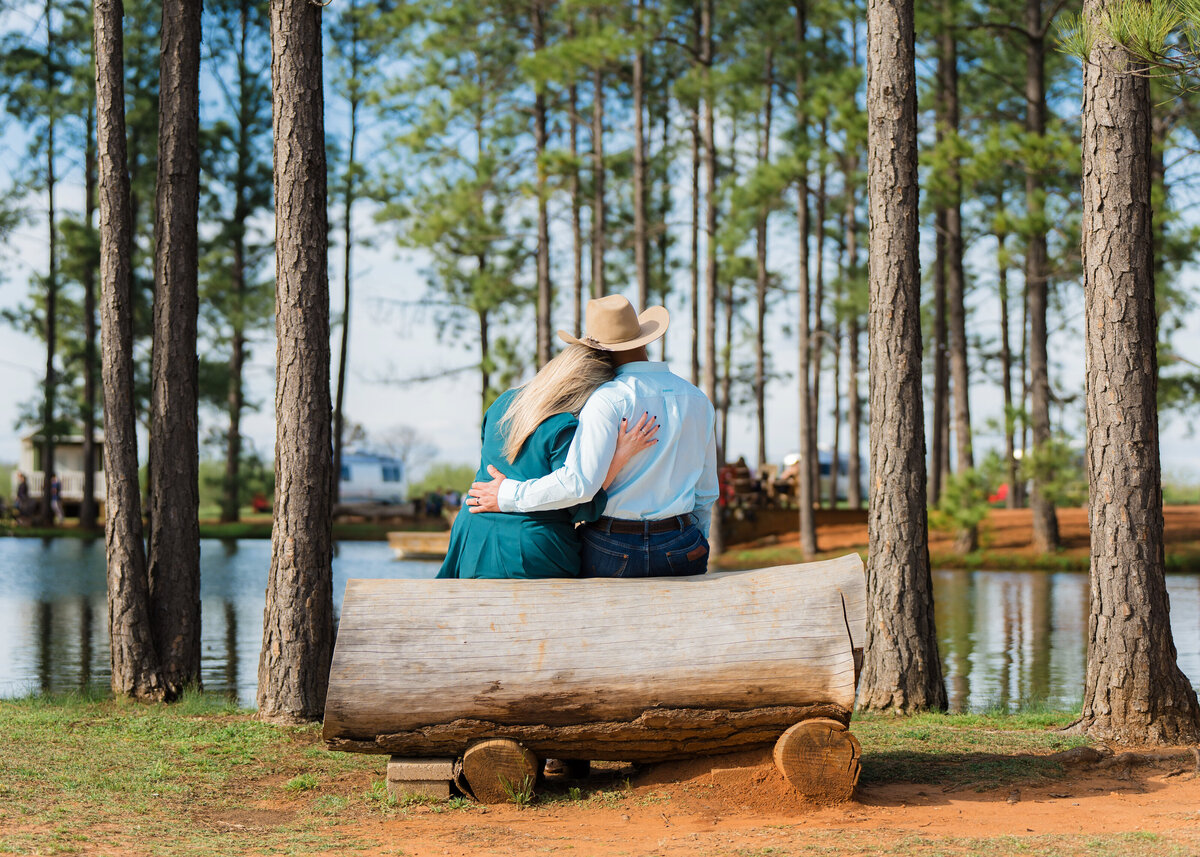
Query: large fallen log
323 554 866 764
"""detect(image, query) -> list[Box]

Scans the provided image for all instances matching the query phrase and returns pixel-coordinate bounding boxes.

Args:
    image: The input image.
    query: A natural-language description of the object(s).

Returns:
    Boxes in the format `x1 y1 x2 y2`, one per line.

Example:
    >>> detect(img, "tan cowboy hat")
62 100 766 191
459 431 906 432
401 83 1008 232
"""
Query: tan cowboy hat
558 294 669 352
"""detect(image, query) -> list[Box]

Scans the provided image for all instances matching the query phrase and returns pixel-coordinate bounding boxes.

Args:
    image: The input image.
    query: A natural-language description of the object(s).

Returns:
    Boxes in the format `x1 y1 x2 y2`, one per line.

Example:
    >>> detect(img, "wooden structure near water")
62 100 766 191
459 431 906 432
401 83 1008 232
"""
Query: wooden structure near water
323 554 867 803
386 530 451 560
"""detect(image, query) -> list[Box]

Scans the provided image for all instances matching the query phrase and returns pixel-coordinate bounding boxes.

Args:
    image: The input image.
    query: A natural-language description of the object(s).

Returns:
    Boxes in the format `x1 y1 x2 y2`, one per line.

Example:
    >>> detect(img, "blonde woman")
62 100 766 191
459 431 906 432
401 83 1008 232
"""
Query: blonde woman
437 344 658 579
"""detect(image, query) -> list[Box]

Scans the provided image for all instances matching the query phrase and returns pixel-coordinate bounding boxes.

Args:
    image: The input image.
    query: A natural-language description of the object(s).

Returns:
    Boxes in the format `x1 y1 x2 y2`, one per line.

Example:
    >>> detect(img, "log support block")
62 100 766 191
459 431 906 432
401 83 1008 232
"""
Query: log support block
386 756 455 801
461 738 540 804
773 717 862 804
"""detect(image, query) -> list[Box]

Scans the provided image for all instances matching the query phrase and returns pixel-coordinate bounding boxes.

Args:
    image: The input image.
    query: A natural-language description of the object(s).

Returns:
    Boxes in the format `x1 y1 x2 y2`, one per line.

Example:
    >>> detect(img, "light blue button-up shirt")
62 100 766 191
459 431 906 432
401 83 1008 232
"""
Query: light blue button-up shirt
496 361 719 536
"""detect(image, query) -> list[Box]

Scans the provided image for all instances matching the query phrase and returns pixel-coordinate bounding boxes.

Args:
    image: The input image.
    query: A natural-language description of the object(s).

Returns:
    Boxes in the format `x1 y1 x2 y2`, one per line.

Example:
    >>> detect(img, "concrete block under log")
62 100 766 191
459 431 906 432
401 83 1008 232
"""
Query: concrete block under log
387 757 456 782
323 555 867 764
385 779 451 801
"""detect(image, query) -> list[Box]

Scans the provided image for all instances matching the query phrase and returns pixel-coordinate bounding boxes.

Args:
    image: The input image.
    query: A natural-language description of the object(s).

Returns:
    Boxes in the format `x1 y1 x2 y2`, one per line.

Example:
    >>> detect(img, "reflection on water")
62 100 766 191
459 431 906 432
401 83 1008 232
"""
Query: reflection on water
935 569 1200 711
1 539 1197 711
0 539 438 705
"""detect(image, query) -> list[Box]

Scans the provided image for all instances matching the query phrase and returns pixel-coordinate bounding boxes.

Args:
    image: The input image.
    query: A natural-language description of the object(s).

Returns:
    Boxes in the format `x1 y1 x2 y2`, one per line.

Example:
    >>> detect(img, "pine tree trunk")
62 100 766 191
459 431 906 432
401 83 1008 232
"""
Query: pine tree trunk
755 49 773 470
809 116 826 506
930 208 949 505
258 0 335 722
859 0 946 713
689 100 701 387
1076 0 1200 743
656 97 671 362
149 0 202 695
845 139 862 511
333 5 361 508
81 93 99 531
95 0 164 701
794 0 816 558
847 314 862 509
224 0 256 523
939 7 975 553
225 326 245 520
632 0 648 310
997 228 1017 510
568 57 583 337
1025 0 1059 550
591 56 606 299
829 230 844 509
533 0 552 366
700 0 722 556
478 303 490 411
42 0 57 527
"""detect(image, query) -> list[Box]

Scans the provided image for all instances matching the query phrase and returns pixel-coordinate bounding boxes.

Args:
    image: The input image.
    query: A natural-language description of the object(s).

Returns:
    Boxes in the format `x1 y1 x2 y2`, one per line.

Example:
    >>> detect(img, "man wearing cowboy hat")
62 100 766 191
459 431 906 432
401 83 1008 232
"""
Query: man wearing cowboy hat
467 294 718 577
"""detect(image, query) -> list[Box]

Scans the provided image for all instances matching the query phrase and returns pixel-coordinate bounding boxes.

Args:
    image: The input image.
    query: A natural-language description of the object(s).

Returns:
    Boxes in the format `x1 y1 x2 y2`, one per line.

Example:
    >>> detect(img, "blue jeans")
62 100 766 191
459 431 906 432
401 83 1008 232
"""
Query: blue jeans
579 522 710 578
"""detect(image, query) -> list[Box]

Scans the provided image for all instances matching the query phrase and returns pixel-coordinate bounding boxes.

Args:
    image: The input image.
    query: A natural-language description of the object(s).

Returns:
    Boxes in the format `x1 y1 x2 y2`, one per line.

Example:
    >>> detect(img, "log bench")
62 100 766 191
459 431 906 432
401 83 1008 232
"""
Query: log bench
322 553 867 804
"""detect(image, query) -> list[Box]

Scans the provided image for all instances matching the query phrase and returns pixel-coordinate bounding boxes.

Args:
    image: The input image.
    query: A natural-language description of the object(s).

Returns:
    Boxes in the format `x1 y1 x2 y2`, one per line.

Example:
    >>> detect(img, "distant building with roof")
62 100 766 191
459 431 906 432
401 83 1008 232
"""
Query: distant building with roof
339 451 405 504
13 430 106 508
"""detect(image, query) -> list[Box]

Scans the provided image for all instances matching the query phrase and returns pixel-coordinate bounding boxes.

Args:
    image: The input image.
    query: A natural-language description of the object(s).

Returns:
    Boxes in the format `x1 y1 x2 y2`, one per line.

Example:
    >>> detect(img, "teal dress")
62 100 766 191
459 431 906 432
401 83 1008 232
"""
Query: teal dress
437 389 607 579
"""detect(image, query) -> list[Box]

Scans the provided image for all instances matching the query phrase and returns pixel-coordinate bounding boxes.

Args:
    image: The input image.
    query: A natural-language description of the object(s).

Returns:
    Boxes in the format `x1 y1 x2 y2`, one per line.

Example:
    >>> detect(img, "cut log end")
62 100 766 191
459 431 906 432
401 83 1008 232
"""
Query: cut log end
773 717 862 804
461 738 540 804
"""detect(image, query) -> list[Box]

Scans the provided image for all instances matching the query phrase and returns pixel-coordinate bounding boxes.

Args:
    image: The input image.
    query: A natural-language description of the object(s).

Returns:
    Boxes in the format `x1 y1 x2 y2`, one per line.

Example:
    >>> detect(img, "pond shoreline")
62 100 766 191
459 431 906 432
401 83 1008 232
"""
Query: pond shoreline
7 504 1200 574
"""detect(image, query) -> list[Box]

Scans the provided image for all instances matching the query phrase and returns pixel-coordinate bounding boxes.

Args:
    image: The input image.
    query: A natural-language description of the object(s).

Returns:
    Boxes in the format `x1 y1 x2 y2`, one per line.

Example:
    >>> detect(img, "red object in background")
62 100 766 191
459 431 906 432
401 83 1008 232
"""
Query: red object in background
251 492 271 513
717 466 736 507
988 483 1009 505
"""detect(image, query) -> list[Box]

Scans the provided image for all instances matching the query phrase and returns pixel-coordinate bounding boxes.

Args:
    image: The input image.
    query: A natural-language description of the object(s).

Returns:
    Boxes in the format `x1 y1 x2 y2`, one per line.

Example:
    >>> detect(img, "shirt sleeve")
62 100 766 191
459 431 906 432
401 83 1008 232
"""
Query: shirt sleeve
691 406 719 538
497 392 621 513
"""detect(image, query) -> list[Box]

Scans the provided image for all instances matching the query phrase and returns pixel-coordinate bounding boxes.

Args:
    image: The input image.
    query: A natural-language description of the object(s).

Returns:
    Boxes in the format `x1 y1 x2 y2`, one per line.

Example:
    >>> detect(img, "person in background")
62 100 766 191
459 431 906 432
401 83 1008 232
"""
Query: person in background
50 473 64 524
14 472 30 525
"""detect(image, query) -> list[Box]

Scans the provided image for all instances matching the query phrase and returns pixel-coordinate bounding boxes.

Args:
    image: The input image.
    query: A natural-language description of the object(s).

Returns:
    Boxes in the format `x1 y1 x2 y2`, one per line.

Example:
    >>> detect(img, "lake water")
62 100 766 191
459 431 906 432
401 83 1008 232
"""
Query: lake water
1 538 1197 711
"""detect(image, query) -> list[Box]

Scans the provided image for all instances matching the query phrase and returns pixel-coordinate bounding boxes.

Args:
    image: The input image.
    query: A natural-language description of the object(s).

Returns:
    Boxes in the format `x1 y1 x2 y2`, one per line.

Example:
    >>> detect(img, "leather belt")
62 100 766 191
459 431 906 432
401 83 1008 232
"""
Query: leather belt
592 514 694 535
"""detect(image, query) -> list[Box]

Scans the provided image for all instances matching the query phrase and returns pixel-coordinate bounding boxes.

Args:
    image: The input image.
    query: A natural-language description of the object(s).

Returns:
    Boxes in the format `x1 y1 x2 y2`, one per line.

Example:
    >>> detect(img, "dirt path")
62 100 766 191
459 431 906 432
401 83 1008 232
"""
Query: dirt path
315 758 1200 856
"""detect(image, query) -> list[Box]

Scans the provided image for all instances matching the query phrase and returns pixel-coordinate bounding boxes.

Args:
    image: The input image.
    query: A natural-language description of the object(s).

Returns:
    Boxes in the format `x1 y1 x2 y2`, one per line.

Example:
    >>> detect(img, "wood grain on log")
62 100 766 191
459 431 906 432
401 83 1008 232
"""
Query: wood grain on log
461 739 540 804
323 556 866 762
773 717 862 803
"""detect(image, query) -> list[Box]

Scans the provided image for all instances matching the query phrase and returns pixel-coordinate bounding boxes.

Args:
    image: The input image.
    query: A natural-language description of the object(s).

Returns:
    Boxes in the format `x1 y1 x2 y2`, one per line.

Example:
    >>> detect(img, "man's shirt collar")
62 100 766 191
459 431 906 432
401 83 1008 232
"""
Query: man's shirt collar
614 361 670 377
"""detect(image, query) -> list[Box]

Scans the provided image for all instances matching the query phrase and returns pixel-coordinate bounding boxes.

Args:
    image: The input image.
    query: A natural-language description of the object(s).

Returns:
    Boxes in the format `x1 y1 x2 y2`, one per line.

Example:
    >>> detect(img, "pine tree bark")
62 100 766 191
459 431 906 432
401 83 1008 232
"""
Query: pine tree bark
533 0 552 366
590 49 606 299
81 91 99 531
847 314 862 509
258 0 335 722
689 96 701 387
794 0 816 558
224 0 256 522
95 0 164 701
700 0 722 556
632 0 648 310
1076 0 1200 743
568 45 583 337
939 6 976 553
149 0 202 696
997 228 1018 510
755 49 774 470
845 140 862 511
930 196 948 503
1024 0 1060 550
859 0 946 713
809 114 826 505
41 0 58 527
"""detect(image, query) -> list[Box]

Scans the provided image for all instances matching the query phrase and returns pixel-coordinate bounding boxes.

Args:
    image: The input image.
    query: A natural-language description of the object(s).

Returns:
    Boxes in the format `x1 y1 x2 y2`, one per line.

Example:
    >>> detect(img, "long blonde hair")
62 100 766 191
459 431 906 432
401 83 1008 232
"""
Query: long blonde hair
499 344 616 463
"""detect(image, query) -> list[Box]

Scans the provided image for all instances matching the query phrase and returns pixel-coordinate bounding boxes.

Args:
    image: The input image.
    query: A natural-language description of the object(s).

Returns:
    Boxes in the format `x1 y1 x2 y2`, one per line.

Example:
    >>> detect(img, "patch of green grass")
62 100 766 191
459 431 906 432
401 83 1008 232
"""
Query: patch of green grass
285 773 320 792
853 708 1089 789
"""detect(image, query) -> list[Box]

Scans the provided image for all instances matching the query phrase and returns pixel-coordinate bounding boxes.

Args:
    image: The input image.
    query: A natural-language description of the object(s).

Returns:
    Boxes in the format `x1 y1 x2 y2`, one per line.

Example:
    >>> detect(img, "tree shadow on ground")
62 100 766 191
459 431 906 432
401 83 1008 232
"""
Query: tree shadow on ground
857 747 1197 806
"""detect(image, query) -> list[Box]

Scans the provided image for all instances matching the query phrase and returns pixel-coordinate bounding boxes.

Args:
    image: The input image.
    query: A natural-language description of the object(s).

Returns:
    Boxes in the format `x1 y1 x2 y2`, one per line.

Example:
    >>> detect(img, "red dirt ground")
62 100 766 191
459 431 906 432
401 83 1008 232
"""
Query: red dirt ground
728 504 1200 562
314 753 1200 857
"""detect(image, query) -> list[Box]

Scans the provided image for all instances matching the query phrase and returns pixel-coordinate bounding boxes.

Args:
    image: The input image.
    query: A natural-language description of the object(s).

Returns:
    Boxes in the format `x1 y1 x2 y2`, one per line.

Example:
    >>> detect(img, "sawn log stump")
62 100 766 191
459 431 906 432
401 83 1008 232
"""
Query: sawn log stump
323 555 867 802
